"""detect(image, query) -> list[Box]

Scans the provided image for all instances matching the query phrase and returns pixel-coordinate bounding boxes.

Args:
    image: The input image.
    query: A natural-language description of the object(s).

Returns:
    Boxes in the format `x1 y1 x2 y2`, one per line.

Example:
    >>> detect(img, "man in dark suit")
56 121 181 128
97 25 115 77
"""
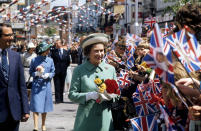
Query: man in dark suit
0 23 30 131
51 39 70 103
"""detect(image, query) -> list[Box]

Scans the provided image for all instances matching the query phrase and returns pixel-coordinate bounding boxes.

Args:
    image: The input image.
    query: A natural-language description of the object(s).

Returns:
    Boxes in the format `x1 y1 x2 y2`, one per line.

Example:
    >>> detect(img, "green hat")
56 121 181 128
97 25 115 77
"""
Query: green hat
36 42 52 54
80 33 109 49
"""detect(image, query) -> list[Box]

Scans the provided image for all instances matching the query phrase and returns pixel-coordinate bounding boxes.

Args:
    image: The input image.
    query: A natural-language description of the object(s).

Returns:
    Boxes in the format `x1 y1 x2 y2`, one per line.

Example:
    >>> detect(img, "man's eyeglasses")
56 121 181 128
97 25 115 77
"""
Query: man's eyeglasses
2 33 14 37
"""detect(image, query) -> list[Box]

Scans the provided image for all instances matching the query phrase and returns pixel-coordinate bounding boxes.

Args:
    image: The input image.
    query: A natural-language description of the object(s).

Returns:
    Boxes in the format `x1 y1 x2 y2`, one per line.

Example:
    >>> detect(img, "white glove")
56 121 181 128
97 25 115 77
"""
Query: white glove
86 91 99 101
41 73 49 79
35 71 43 77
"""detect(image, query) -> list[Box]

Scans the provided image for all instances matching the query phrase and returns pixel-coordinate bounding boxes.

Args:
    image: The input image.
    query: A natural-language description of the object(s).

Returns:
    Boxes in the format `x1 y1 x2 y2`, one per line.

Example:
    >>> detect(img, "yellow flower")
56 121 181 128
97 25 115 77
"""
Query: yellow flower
140 61 148 68
94 78 102 85
97 83 106 93
99 88 105 93
100 83 106 90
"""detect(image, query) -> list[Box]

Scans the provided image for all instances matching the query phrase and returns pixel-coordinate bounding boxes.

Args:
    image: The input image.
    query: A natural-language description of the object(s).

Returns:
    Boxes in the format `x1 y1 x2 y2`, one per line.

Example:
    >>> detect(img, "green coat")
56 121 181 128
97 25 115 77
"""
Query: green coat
68 60 117 131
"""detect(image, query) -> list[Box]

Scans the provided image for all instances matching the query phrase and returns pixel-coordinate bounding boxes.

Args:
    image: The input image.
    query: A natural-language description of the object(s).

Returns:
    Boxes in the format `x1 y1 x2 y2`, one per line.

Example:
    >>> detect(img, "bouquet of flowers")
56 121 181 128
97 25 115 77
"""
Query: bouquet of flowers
36 65 44 73
36 65 45 76
94 76 120 103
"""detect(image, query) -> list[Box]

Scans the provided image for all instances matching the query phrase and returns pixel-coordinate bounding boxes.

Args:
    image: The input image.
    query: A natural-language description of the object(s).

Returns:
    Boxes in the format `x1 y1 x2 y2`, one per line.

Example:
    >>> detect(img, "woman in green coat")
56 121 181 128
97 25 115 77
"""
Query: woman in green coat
68 33 117 131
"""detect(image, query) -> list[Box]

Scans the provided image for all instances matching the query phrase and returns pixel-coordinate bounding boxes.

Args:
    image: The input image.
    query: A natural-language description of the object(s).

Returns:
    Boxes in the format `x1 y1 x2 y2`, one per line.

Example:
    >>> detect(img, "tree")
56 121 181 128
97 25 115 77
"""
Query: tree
163 0 201 15
44 27 57 37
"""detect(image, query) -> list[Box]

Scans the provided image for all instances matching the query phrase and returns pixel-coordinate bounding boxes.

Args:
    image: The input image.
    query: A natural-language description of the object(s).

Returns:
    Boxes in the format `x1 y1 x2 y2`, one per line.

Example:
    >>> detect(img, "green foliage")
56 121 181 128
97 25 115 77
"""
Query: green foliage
163 0 198 15
44 27 57 37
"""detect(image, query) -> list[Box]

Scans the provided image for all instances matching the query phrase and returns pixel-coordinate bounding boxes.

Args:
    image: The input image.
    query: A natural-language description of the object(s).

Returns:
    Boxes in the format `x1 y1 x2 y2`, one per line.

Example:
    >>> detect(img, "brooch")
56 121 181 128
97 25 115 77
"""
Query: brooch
104 67 108 70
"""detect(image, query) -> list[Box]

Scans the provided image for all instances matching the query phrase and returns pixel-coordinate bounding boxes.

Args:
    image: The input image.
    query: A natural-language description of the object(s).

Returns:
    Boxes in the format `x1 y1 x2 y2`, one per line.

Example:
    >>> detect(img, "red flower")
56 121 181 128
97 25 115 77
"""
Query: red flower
105 79 120 95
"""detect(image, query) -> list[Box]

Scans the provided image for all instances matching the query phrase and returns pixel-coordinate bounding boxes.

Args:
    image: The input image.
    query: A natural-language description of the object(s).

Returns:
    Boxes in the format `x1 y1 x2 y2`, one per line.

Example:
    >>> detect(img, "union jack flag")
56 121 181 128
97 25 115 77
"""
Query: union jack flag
126 33 142 46
143 23 174 84
147 78 162 110
133 85 158 116
104 50 125 66
163 22 169 37
124 33 140 69
144 17 156 28
143 24 189 108
159 104 175 131
117 69 131 89
150 78 161 95
130 113 158 131
164 22 169 34
169 22 176 30
125 47 135 69
166 29 201 72
111 34 118 50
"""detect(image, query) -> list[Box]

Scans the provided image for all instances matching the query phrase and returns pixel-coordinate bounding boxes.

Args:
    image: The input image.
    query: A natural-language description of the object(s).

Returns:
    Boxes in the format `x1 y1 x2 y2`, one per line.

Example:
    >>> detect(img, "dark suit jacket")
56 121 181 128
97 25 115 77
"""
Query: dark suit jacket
69 47 83 65
51 48 70 74
0 49 29 122
77 47 83 65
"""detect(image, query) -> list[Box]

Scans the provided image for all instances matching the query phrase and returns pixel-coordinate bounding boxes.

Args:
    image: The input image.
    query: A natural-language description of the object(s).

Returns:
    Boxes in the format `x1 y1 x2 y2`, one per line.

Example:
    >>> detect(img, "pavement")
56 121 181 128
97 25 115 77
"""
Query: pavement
19 90 78 131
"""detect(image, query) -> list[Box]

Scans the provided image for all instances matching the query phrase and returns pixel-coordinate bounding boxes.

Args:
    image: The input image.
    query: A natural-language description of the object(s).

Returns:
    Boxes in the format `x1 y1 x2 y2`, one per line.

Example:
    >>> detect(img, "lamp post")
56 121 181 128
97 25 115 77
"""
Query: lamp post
27 0 31 42
68 12 71 45
125 0 127 33
134 0 139 35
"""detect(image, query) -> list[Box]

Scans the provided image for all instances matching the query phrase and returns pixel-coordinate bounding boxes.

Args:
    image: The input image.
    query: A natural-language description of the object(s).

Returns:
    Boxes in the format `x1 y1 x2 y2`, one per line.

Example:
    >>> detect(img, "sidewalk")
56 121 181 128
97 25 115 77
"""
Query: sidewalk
19 92 78 131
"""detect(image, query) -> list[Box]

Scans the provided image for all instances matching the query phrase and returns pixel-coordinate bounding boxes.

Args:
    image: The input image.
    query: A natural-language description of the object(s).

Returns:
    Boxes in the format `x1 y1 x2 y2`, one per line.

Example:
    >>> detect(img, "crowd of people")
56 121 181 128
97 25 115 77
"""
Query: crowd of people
0 3 200 131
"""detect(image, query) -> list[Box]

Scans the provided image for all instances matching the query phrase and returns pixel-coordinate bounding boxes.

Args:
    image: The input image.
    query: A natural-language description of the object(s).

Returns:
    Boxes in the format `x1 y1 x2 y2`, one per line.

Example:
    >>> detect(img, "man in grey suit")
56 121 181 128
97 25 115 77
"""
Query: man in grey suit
0 23 30 131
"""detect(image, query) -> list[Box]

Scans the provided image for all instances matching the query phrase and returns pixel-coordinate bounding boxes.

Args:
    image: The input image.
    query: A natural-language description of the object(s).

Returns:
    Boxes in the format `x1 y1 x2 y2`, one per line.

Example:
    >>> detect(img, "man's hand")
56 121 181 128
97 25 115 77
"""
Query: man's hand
128 70 146 82
175 78 200 87
21 114 30 122
189 105 201 120
175 78 200 97
108 59 118 67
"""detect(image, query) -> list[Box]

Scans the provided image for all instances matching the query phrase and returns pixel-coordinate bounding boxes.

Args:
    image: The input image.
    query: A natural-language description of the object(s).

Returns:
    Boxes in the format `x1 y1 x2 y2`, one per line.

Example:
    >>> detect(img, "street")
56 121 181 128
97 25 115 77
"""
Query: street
19 92 78 131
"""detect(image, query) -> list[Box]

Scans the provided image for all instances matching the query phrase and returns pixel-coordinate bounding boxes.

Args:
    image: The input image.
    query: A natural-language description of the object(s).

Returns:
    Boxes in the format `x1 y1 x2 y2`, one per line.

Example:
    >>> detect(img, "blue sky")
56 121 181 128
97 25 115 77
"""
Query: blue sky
50 0 70 9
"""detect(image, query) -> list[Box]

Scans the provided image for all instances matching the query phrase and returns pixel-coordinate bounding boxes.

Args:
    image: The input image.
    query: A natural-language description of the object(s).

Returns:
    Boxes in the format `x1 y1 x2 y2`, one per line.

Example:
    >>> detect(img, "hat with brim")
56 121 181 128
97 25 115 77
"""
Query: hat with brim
36 42 52 54
27 42 36 48
80 33 109 49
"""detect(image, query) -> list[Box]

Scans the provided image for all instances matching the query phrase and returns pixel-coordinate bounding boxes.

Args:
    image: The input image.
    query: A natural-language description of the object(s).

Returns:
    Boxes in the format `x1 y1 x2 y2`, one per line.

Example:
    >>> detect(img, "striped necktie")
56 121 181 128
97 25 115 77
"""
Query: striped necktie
1 49 9 82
